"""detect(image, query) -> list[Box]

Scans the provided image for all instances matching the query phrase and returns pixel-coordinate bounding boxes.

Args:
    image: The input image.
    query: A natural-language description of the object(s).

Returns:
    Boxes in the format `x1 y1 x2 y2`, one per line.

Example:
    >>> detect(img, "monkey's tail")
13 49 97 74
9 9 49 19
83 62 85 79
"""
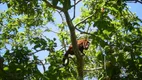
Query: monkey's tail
62 52 69 66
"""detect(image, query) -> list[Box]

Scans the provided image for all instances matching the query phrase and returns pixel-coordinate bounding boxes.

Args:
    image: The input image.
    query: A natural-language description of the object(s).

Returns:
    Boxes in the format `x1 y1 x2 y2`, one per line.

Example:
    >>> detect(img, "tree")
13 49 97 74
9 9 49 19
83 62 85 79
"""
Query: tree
0 0 142 80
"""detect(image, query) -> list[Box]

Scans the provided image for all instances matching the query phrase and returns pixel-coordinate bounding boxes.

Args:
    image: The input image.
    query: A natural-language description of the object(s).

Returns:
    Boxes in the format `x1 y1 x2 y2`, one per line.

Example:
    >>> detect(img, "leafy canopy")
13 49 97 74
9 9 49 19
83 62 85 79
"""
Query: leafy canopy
0 0 142 80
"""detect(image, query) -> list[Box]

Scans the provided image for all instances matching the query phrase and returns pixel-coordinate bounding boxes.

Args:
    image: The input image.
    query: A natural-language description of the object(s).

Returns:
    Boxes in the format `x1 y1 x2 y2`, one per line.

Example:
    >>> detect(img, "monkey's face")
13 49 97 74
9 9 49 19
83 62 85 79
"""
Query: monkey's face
83 41 90 50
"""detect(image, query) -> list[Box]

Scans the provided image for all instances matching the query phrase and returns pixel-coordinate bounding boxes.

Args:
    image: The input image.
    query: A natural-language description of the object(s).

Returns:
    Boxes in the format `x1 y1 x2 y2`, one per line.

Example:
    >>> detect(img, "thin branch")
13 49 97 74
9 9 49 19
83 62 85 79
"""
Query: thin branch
42 0 63 11
29 49 44 55
137 1 142 4
75 27 96 37
45 27 59 34
126 0 142 4
71 0 76 20
56 10 67 52
57 10 64 22
71 0 82 7
71 0 82 20
38 59 46 72
75 12 96 27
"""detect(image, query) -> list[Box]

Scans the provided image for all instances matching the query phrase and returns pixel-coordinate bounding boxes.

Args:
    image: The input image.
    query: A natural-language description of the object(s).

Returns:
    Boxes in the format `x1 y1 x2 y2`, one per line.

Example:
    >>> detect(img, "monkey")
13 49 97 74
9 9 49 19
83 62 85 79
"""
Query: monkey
62 39 90 66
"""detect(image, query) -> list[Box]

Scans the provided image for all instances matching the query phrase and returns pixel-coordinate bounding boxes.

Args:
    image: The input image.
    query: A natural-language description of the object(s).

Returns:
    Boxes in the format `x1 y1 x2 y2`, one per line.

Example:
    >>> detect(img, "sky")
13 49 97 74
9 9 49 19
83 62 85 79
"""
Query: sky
127 3 142 19
0 1 142 80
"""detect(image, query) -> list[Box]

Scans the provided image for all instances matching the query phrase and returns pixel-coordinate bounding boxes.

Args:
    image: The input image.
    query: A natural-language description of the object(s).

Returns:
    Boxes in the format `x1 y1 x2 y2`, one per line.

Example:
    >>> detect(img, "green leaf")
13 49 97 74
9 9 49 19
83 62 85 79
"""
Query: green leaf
103 30 111 35
16 68 21 71
3 67 9 71
59 67 65 72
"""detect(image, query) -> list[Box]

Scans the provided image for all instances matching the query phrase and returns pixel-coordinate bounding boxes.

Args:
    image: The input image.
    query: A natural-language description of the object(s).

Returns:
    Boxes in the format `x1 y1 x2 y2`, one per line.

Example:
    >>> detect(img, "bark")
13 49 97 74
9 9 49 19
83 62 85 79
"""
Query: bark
42 0 84 79
64 11 84 80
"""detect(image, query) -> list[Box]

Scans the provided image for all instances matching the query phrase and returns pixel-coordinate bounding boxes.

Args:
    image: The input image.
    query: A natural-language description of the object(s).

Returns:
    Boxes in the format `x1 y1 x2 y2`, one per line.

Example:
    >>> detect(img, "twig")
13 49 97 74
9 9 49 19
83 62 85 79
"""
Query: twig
38 59 46 72
56 10 67 52
137 1 142 4
45 27 59 34
71 0 82 7
71 0 76 20
71 0 82 21
57 10 64 22
75 27 96 37
126 0 142 4
29 49 44 55
74 12 96 27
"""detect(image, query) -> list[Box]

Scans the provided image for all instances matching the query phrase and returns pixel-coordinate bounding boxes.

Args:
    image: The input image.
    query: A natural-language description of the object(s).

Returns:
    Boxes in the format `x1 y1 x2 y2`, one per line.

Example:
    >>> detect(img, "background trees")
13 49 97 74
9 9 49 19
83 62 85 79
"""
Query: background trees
0 0 142 80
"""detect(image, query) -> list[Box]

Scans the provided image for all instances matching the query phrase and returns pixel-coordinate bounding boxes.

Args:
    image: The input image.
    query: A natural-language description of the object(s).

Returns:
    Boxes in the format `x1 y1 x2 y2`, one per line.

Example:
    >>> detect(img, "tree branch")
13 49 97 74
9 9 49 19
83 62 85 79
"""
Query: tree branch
57 10 65 22
45 27 59 34
75 12 96 27
38 59 46 72
137 1 142 4
71 0 82 20
71 0 82 7
71 0 77 20
75 27 97 37
29 49 44 55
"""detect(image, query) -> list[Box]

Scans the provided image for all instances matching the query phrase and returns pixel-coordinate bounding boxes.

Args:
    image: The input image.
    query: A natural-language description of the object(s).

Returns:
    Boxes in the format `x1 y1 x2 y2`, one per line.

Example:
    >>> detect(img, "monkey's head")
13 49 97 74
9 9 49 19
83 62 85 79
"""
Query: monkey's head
83 40 90 50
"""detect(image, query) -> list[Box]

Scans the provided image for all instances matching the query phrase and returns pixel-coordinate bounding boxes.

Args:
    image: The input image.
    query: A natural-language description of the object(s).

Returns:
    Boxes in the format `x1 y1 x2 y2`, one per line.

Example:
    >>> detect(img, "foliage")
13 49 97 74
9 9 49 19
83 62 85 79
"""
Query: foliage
0 0 142 80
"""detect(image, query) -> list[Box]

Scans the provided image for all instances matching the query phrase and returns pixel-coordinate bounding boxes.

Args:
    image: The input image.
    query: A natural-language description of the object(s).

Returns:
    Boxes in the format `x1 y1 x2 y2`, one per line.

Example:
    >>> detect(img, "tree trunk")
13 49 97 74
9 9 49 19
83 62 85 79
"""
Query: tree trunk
64 11 84 80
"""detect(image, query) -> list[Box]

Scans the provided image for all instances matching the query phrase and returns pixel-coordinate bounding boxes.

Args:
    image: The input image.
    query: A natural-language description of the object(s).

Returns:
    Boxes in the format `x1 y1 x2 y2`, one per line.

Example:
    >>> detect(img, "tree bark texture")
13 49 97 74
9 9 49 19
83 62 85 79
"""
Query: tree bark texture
64 11 84 80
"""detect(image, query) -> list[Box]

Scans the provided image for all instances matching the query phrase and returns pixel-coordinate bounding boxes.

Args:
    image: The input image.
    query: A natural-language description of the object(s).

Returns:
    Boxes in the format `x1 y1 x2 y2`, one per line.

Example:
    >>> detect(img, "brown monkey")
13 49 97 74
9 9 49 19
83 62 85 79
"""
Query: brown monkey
63 39 90 66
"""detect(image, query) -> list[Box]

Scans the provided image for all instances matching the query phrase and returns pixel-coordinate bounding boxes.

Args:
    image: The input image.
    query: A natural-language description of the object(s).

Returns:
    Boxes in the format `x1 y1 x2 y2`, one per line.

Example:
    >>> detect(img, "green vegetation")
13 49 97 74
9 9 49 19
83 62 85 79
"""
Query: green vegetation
0 0 142 80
